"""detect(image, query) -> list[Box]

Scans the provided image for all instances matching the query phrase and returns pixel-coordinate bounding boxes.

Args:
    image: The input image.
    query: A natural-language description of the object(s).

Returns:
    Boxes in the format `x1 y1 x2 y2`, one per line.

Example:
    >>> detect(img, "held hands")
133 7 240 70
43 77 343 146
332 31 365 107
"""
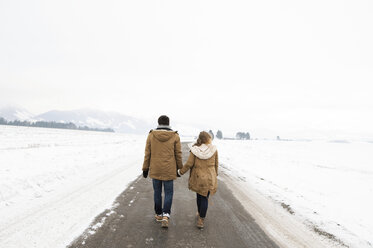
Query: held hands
143 170 149 178
177 169 181 177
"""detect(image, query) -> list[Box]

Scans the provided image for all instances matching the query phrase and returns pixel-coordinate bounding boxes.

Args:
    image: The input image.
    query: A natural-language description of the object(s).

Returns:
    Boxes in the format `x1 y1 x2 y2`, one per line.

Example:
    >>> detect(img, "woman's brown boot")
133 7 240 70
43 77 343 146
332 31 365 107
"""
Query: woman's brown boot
197 217 204 229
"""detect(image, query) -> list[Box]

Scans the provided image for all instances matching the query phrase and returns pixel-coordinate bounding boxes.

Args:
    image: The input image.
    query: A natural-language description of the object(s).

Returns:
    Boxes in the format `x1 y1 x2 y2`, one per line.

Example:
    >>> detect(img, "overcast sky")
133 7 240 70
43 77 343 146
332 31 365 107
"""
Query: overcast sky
1 0 372 139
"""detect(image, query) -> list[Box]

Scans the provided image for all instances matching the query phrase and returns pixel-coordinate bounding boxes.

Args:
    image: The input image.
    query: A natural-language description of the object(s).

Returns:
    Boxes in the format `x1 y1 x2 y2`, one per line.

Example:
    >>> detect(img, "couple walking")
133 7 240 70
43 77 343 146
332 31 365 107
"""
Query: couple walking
142 115 219 229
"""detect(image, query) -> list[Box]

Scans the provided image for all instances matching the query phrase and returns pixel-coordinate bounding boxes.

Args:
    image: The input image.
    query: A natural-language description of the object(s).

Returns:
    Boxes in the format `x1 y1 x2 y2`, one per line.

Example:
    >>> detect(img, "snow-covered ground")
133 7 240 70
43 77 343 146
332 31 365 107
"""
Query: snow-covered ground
2 125 372 248
0 125 145 248
216 139 373 248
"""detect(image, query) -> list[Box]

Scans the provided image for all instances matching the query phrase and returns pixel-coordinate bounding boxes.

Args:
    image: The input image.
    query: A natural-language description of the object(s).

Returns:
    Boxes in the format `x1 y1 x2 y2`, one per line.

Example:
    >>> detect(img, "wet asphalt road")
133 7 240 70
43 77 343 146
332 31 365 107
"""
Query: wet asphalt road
67 143 279 248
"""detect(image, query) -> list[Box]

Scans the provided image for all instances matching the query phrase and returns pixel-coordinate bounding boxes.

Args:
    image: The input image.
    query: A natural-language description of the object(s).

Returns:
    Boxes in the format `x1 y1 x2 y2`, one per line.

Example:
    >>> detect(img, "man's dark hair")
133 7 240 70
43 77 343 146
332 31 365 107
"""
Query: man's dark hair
158 115 170 126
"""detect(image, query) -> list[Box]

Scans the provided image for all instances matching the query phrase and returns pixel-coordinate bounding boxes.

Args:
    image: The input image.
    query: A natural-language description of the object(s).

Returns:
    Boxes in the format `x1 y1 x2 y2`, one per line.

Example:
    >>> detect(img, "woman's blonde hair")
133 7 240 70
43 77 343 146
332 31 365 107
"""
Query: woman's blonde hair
193 131 212 147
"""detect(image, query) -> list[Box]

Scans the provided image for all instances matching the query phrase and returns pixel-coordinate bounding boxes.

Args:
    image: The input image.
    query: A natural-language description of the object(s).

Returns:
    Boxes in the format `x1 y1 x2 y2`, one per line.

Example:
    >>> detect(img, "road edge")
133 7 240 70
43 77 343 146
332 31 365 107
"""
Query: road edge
219 171 334 248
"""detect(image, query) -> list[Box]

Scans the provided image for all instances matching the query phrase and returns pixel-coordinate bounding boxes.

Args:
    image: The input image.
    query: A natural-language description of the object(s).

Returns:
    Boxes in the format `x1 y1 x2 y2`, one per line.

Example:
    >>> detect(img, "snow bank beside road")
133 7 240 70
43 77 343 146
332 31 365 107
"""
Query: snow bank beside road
216 139 373 248
0 125 145 248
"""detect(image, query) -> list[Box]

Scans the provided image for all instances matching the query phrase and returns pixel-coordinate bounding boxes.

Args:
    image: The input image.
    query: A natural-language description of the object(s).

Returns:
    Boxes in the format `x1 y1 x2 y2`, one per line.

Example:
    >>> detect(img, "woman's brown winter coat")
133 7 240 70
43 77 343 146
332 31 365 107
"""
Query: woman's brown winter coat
179 144 219 197
142 130 183 181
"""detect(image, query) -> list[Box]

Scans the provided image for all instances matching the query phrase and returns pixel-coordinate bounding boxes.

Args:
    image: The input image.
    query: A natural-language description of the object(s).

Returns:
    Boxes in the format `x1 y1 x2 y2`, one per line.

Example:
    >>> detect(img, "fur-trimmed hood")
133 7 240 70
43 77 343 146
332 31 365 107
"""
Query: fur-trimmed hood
152 130 176 142
188 143 217 160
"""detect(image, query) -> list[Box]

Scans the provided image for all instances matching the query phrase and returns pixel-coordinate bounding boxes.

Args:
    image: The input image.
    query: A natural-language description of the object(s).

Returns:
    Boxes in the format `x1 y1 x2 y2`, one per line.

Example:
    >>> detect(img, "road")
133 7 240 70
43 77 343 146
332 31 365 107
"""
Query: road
67 143 279 248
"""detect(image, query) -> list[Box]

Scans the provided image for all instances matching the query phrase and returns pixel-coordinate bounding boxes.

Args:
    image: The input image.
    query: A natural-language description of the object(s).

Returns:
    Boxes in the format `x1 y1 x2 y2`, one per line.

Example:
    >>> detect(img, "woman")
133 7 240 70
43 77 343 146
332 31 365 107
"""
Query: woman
178 131 219 229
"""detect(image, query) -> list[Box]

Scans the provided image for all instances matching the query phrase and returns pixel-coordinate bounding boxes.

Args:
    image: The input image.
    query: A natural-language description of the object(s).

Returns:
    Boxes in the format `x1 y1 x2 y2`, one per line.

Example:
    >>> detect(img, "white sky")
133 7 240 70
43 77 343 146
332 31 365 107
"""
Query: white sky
1 0 373 139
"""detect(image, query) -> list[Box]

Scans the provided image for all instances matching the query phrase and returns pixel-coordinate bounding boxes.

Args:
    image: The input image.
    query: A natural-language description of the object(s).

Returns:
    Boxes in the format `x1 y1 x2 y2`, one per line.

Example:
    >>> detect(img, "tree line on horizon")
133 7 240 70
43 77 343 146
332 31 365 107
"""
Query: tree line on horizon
208 129 250 140
0 116 115 133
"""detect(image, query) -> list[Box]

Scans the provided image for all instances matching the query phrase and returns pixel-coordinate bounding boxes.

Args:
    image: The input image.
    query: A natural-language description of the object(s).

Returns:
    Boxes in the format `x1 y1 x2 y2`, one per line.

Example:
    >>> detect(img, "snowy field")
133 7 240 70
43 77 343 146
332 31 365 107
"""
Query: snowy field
216 139 373 248
2 125 372 248
0 125 145 248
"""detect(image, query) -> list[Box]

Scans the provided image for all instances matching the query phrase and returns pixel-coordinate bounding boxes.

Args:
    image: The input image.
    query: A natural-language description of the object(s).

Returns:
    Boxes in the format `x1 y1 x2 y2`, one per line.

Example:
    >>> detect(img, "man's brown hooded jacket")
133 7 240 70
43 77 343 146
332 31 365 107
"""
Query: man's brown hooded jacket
142 129 183 180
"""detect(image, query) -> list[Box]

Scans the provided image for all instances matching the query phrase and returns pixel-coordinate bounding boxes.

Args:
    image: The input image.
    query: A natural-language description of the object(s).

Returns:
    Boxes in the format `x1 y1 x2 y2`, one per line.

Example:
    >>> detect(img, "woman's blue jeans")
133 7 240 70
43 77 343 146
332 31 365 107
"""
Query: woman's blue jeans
197 191 210 218
152 179 174 216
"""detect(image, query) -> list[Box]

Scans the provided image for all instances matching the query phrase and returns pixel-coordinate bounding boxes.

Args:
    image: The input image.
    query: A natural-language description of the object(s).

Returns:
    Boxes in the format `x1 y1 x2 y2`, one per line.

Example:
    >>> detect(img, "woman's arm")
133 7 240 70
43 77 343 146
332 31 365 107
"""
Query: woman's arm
214 150 219 176
179 152 195 175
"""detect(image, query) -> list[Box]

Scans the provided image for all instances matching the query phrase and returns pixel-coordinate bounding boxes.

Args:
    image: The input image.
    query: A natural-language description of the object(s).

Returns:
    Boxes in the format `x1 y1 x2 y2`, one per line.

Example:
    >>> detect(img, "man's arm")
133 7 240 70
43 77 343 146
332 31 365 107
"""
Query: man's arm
142 134 151 171
174 134 183 170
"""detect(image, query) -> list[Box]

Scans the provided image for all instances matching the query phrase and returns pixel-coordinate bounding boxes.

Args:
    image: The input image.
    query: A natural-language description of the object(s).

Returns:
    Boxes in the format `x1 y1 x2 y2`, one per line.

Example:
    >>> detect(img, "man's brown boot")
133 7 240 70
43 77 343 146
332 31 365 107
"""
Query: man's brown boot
155 214 163 222
161 216 169 228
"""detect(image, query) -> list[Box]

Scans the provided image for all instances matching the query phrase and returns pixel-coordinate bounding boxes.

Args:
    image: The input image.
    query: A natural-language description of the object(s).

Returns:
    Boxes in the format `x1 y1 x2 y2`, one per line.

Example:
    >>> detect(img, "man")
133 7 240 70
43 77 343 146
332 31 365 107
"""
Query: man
142 115 183 228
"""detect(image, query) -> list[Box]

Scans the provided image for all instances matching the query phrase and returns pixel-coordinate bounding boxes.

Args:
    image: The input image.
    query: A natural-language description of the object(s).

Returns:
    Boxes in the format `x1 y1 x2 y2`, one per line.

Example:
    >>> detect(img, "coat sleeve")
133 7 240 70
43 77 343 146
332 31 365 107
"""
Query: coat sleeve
142 134 151 171
214 150 219 176
174 134 183 170
179 152 195 175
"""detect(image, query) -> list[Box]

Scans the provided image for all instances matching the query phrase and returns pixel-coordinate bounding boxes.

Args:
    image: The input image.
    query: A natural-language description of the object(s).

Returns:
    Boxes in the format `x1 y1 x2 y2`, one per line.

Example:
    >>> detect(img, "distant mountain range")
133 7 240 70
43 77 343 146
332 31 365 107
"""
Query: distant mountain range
0 106 202 135
0 106 34 121
0 106 153 134
35 109 153 134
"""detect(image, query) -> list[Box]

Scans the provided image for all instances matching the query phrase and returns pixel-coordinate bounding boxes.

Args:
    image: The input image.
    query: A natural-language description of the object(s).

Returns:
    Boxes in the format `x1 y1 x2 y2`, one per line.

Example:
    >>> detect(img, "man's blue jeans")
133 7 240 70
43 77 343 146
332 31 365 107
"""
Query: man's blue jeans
152 179 174 216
